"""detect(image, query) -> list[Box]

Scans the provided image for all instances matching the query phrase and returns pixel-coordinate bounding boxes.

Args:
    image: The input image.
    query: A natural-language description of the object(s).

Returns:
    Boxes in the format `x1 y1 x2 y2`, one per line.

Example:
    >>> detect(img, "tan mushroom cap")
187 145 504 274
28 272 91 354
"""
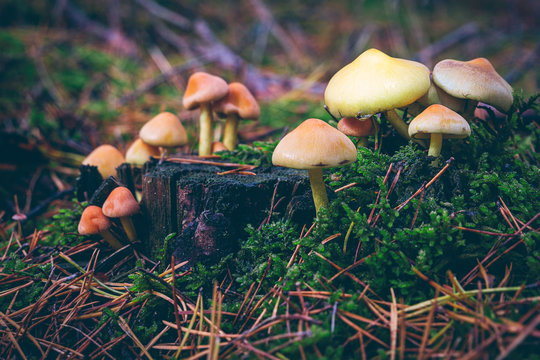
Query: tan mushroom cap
272 118 357 170
139 112 188 148
432 58 513 112
211 141 228 153
82 145 125 179
337 117 373 137
125 138 160 165
408 105 471 139
182 72 229 110
102 186 140 218
214 82 260 120
78 206 111 235
324 48 430 118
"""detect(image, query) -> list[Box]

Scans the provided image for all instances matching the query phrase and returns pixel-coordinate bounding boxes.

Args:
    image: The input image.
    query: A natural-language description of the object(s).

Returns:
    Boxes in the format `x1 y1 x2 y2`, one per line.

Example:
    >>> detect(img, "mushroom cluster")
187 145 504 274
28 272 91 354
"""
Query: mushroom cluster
78 186 140 249
182 72 260 155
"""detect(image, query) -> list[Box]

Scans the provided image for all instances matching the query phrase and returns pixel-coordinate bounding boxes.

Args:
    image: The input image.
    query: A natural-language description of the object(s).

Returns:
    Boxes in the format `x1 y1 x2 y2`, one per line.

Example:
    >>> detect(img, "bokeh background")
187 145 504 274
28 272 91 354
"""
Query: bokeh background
0 0 539 214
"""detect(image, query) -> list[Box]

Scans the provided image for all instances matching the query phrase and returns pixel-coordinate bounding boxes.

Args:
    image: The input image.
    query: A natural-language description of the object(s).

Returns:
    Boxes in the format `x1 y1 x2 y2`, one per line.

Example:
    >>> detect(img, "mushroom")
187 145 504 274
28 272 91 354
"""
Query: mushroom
102 187 140 243
78 205 123 249
211 141 228 154
337 117 374 147
408 104 471 165
139 112 188 162
125 138 161 166
432 58 513 118
213 82 260 150
272 118 357 213
182 72 229 156
324 48 430 141
82 145 125 179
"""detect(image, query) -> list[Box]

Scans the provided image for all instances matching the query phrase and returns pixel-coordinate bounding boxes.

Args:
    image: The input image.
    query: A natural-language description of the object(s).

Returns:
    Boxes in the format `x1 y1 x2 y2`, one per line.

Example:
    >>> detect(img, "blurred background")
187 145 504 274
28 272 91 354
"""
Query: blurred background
0 0 539 215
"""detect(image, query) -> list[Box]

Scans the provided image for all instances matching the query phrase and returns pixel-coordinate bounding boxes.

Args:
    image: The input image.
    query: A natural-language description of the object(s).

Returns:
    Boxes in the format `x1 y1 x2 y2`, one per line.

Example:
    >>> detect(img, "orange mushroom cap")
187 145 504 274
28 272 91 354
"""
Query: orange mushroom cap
78 206 111 235
182 72 229 110
102 187 140 218
139 112 188 148
337 117 374 137
82 145 125 179
214 82 260 120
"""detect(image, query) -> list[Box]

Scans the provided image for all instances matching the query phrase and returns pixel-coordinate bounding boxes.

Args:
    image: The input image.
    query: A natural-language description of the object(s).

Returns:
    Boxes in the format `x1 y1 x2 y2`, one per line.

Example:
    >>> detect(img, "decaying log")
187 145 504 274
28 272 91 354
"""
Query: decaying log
140 161 314 264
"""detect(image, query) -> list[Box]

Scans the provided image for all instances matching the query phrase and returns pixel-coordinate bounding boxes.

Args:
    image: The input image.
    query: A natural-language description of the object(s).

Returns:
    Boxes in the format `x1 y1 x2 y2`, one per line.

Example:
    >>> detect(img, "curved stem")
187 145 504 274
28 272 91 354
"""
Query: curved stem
308 168 328 213
120 216 137 243
199 102 213 156
223 113 239 150
101 230 123 250
384 109 410 140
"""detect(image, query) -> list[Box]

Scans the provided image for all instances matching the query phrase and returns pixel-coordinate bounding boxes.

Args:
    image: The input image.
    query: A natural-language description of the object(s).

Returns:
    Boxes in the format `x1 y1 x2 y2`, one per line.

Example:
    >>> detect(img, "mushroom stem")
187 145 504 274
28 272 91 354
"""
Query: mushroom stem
463 99 478 121
428 133 443 158
356 136 368 147
384 109 411 140
120 216 137 243
307 168 328 213
158 147 168 165
223 113 239 150
101 230 123 250
199 102 213 156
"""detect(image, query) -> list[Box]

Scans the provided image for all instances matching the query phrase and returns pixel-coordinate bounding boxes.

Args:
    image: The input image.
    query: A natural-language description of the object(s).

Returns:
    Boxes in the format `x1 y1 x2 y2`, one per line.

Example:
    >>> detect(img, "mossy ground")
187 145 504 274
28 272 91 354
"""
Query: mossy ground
0 5 539 357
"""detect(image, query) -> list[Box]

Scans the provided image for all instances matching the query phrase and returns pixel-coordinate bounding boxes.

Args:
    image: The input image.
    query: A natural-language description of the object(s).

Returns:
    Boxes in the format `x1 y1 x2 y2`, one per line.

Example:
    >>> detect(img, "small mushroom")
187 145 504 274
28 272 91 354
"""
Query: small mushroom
324 48 430 141
139 112 188 162
337 117 374 147
82 145 125 179
125 138 161 166
102 187 140 243
432 58 513 117
272 118 357 213
211 141 228 154
213 82 260 150
78 205 123 249
408 104 471 165
182 72 229 156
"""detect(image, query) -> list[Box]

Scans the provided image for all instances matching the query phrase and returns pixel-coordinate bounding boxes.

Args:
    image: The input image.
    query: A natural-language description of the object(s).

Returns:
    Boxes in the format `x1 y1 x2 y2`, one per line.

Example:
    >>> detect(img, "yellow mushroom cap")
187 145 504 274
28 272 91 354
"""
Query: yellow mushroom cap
324 48 430 118
432 58 513 112
125 138 161 165
102 186 140 218
139 112 188 148
272 118 357 170
213 82 260 120
78 206 111 235
182 72 229 110
82 144 125 179
408 104 471 139
337 117 373 137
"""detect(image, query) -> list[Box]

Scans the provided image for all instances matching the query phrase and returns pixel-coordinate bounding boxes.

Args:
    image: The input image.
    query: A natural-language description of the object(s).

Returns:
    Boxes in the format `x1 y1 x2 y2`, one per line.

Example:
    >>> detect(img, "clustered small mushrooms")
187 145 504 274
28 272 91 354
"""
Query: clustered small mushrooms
78 49 513 240
182 73 260 155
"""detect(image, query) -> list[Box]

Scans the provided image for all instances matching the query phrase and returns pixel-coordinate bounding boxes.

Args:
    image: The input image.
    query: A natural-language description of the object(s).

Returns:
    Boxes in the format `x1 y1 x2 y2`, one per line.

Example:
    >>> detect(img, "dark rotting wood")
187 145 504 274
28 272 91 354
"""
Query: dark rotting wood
140 160 315 263
76 165 103 202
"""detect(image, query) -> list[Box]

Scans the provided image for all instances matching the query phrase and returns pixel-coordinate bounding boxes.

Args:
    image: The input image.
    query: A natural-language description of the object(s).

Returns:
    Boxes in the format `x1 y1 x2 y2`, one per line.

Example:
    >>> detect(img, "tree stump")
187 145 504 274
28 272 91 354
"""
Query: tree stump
140 161 315 264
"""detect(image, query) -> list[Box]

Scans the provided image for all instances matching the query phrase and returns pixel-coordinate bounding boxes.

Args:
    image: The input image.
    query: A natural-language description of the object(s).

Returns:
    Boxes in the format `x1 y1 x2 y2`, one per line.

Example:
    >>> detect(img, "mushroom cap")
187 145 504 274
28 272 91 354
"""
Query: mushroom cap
272 118 357 170
82 145 125 179
432 58 513 112
211 141 228 153
324 48 430 118
213 82 260 120
408 104 471 140
78 205 111 235
337 117 374 137
102 187 140 218
182 72 229 110
139 112 188 148
125 138 161 165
